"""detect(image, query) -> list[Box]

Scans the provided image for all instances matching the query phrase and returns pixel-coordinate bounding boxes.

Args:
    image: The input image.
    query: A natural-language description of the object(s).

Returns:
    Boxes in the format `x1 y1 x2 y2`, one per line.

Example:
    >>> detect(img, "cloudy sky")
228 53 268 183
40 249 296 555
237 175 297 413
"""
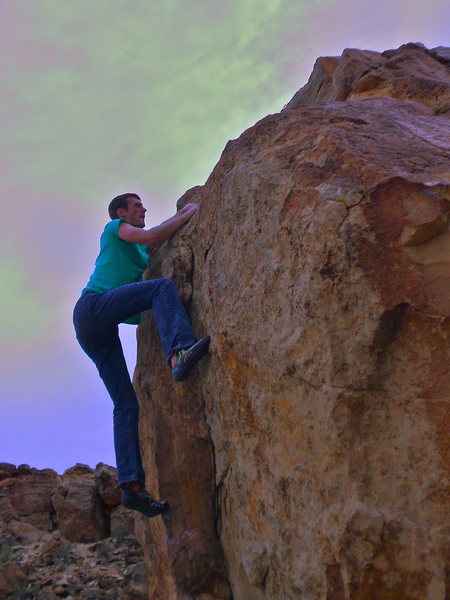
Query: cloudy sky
1 0 448 474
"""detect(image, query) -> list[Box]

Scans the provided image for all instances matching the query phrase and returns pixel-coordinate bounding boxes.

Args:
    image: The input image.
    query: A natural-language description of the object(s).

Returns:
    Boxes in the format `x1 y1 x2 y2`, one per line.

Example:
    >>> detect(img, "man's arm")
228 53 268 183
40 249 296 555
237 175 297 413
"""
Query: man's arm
118 203 199 246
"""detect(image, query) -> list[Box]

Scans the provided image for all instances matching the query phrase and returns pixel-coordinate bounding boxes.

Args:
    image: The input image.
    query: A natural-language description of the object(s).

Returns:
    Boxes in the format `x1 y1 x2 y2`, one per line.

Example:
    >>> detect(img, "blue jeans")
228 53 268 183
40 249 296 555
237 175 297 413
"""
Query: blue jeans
73 278 197 487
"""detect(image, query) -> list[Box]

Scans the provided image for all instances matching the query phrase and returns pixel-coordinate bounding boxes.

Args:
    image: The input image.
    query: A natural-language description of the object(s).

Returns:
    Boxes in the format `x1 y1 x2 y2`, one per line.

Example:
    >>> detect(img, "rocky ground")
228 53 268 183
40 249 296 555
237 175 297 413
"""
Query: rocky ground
0 462 148 600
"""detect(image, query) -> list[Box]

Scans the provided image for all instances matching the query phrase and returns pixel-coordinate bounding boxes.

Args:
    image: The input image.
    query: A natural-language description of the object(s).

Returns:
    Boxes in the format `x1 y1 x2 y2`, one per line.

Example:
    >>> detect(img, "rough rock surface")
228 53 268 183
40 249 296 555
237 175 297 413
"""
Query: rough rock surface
0 462 145 599
134 43 450 600
52 463 109 543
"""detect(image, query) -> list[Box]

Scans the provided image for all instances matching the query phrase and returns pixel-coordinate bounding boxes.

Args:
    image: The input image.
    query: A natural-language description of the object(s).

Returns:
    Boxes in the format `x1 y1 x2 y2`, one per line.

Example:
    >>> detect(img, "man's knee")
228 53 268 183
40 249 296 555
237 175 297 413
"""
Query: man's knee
155 277 176 291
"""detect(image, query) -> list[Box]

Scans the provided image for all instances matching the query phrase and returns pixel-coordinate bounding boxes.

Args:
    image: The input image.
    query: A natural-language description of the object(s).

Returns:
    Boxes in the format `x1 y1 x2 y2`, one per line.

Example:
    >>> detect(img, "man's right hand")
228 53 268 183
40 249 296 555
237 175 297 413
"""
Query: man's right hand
179 203 199 218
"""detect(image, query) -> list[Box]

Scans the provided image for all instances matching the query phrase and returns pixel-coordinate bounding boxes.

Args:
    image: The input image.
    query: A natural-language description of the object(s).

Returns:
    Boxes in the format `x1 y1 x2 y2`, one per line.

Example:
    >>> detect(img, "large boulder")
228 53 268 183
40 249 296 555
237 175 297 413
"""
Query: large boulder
286 42 450 114
0 463 16 481
51 463 109 542
0 467 58 530
134 43 450 599
95 462 121 507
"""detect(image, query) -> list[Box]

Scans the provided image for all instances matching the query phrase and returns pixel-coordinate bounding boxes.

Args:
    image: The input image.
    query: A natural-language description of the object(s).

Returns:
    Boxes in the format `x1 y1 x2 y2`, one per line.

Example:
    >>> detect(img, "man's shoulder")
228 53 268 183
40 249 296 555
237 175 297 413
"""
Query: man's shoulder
102 218 125 238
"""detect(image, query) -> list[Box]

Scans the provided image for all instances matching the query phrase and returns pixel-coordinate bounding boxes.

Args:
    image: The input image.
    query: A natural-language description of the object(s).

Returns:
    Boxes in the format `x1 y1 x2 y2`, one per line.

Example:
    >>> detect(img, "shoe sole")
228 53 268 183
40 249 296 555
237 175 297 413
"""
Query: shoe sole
173 336 210 382
122 499 170 518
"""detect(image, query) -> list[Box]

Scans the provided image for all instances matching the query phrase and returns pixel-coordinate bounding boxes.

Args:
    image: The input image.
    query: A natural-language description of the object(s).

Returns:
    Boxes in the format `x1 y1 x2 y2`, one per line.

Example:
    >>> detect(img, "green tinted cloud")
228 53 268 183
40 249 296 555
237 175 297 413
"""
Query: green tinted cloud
0 252 51 341
6 0 313 204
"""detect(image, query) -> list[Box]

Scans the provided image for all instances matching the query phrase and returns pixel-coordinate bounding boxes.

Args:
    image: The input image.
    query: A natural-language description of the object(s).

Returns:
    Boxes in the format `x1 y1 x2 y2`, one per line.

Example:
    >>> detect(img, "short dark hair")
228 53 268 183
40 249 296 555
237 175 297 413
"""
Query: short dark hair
108 193 141 220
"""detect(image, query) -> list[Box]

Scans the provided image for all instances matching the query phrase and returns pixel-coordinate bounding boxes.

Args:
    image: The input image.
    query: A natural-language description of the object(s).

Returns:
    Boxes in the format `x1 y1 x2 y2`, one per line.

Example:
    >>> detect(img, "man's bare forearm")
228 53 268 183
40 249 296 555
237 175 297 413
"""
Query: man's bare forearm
118 203 199 246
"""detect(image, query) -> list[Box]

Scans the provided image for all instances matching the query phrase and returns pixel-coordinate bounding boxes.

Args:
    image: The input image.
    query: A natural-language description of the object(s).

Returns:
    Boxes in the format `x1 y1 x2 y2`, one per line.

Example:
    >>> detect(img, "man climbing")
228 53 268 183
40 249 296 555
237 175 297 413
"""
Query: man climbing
73 193 209 518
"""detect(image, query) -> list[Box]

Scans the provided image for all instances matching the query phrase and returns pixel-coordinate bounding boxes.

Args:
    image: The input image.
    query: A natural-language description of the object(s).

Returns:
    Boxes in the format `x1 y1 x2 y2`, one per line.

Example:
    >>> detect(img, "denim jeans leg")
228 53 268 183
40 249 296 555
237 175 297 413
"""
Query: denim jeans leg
85 278 198 362
148 278 198 361
74 322 146 486
98 331 146 486
73 277 198 487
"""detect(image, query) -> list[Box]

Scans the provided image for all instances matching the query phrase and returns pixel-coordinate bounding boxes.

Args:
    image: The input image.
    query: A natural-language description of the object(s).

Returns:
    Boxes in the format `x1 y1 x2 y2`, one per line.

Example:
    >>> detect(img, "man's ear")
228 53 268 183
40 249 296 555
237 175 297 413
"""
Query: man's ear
116 208 126 219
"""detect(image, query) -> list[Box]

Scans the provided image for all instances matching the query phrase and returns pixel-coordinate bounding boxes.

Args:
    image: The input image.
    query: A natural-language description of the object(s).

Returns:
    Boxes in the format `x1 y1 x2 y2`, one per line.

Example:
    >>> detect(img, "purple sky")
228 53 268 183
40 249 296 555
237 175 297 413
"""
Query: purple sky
1 0 449 474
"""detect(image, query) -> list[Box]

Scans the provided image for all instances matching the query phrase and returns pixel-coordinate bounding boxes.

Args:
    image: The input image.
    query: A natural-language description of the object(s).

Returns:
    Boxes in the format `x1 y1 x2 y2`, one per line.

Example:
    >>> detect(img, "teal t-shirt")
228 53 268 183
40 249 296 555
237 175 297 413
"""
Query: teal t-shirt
83 219 149 324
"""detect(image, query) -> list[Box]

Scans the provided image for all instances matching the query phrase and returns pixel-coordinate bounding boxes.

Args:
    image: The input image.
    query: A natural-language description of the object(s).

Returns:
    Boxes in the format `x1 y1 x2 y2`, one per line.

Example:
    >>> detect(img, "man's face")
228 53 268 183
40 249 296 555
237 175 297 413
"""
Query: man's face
118 197 147 228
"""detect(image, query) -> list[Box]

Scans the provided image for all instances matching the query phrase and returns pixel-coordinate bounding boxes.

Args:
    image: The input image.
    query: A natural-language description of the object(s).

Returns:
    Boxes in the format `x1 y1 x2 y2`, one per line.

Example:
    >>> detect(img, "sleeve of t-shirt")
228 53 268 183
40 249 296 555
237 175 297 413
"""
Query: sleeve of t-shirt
105 218 126 239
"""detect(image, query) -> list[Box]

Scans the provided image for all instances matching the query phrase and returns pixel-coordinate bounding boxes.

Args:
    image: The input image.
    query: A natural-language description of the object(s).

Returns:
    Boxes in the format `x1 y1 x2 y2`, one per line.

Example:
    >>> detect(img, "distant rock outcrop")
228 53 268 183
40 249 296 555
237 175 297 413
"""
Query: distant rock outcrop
0 462 145 600
134 43 449 600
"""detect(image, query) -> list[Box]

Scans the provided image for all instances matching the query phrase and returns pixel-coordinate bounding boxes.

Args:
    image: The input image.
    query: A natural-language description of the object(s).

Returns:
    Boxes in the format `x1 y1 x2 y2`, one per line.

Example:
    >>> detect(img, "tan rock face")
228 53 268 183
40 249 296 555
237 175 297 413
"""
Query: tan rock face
134 43 450 600
51 464 109 542
286 42 450 114
0 467 58 530
95 462 122 507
